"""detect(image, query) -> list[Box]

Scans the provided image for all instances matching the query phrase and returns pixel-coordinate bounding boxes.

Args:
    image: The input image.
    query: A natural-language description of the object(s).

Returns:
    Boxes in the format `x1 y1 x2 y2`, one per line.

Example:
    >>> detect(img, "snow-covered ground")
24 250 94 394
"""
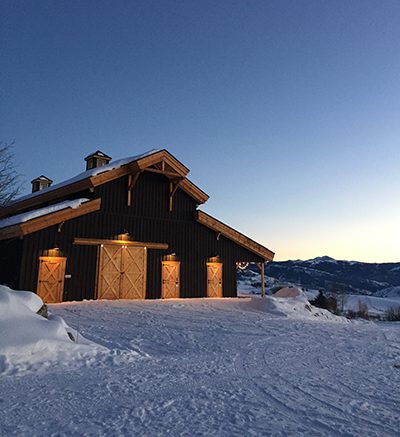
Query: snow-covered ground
1 295 399 435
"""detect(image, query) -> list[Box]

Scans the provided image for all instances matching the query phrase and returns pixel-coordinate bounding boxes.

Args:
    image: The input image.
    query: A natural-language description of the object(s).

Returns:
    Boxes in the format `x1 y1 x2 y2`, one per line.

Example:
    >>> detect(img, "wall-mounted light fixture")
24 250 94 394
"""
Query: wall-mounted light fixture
163 253 179 262
42 246 63 257
115 231 131 241
207 255 222 263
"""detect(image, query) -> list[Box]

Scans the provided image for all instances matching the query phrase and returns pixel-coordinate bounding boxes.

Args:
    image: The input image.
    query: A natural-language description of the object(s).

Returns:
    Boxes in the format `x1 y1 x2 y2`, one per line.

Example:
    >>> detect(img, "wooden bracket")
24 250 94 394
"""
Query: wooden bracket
127 172 142 206
169 178 183 212
57 221 65 233
145 167 182 178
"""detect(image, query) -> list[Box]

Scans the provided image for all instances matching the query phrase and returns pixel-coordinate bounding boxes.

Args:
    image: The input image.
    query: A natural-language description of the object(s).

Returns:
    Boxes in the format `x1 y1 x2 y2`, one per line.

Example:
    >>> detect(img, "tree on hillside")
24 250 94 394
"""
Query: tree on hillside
0 141 22 207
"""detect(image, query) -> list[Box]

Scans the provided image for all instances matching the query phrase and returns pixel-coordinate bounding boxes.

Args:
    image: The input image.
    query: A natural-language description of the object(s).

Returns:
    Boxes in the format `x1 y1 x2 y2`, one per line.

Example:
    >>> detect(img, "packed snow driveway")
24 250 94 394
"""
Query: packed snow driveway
1 297 400 436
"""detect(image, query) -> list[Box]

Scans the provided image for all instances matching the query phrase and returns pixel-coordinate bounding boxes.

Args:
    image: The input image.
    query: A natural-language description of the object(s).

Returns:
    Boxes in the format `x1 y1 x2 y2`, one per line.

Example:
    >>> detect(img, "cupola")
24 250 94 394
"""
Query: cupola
84 150 112 171
31 175 53 193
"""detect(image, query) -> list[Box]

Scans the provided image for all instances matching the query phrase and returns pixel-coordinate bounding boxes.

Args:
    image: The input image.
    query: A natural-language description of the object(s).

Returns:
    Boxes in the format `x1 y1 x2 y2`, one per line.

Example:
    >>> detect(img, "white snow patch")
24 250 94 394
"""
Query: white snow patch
0 198 90 229
0 285 107 375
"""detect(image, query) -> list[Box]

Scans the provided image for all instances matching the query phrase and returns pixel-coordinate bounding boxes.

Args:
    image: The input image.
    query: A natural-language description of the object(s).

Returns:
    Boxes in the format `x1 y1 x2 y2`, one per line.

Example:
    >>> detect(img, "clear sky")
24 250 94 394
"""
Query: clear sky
2 0 400 263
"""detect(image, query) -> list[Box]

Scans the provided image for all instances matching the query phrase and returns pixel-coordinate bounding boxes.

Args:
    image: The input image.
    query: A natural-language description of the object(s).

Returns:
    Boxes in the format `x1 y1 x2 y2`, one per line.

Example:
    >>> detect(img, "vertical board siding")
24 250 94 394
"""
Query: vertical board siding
4 172 263 300
0 238 23 289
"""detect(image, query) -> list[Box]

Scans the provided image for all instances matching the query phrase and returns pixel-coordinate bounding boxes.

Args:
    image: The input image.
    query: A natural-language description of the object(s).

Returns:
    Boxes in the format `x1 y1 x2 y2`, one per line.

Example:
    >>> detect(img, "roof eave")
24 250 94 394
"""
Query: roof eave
196 210 274 261
0 198 102 241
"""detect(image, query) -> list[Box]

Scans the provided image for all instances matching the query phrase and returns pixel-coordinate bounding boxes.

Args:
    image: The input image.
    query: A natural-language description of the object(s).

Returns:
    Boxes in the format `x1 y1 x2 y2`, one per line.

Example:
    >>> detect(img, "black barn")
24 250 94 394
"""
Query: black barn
0 149 274 303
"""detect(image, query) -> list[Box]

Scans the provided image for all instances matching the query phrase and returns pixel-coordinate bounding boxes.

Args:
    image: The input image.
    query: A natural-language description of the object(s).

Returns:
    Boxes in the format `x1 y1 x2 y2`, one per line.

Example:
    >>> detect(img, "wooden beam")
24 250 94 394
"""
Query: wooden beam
179 179 209 204
73 237 168 250
169 179 182 212
196 210 275 261
0 199 102 241
144 167 182 178
0 223 22 240
137 150 189 176
258 262 265 298
127 172 141 206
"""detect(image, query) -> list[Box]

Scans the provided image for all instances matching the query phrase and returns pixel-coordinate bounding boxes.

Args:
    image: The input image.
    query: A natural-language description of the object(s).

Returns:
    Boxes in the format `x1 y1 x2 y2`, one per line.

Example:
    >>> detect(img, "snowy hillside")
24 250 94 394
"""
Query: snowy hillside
238 257 400 297
1 295 399 435
344 294 400 317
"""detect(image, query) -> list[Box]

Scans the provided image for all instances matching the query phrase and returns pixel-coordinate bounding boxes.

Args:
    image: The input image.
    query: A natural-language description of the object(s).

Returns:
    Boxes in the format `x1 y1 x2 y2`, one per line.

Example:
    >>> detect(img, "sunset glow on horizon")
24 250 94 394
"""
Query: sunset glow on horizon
2 1 400 263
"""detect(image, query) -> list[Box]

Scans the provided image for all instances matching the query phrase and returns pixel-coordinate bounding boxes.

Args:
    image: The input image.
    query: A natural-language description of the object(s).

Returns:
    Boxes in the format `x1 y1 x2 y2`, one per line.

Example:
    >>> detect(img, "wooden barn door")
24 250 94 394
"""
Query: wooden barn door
207 262 223 298
120 247 146 299
97 245 123 299
97 245 146 300
37 257 66 303
161 261 180 298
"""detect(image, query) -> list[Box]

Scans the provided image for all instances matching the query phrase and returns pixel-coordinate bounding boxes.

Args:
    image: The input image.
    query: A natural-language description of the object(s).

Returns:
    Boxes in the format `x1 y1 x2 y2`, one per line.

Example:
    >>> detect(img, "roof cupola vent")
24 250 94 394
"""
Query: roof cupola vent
84 150 112 171
31 175 53 193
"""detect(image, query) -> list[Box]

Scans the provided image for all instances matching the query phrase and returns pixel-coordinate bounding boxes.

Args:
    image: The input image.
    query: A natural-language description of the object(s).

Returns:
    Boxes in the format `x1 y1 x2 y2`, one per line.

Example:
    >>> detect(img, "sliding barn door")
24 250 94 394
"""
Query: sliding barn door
161 261 180 298
120 247 146 299
37 256 66 303
207 262 223 298
97 245 146 300
97 245 123 300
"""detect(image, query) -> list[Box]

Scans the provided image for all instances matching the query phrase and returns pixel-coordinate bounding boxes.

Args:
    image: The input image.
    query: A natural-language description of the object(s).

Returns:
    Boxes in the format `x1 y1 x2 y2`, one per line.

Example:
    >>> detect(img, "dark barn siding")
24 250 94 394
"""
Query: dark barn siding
0 238 23 289
12 172 263 300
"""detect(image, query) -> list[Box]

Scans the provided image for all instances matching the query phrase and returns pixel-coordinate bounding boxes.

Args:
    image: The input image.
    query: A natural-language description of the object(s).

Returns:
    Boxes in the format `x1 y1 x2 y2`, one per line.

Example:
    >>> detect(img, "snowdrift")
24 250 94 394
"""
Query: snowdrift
242 294 349 322
0 285 106 375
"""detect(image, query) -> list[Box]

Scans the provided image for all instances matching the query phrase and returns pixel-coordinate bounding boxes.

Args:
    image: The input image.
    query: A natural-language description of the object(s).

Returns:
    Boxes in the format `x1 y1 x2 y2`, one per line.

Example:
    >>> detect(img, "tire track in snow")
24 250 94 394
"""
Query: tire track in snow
254 324 400 436
233 333 341 436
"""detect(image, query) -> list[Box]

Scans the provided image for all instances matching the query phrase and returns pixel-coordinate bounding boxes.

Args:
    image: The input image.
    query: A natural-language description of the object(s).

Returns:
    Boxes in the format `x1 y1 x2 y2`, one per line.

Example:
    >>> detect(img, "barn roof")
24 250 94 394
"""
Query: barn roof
0 198 101 240
0 149 274 260
0 149 209 219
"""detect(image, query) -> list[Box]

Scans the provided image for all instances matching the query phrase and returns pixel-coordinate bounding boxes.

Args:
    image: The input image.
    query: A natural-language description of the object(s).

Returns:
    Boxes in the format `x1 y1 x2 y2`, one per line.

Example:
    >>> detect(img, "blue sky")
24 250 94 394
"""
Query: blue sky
2 0 400 262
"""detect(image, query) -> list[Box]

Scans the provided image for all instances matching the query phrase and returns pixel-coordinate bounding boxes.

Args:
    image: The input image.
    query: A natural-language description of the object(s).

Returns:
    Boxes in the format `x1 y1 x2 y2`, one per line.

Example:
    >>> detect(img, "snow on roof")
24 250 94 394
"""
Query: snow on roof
11 149 160 205
0 198 91 229
33 175 53 182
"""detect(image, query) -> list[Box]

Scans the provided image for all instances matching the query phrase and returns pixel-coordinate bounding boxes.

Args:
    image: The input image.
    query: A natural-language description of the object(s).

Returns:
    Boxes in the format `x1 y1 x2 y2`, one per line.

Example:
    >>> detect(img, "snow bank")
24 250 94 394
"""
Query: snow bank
225 294 347 322
259 294 348 322
0 285 107 375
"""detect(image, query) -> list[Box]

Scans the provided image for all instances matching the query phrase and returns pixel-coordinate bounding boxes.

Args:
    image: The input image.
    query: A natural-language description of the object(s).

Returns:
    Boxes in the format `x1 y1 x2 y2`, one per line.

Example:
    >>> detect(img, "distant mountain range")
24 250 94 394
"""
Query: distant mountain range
238 256 400 297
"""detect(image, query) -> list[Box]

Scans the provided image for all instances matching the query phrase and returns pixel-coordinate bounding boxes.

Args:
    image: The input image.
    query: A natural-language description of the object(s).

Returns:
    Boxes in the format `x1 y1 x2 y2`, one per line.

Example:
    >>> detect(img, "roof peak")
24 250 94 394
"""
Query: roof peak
30 175 53 184
84 150 112 161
